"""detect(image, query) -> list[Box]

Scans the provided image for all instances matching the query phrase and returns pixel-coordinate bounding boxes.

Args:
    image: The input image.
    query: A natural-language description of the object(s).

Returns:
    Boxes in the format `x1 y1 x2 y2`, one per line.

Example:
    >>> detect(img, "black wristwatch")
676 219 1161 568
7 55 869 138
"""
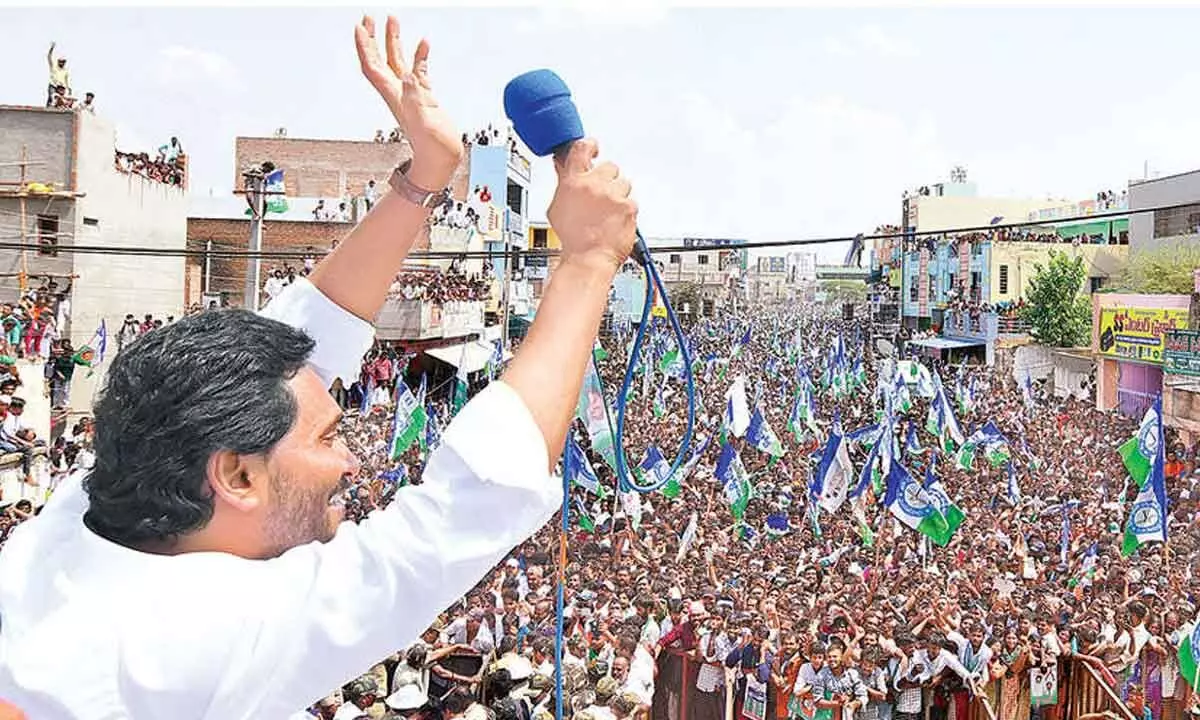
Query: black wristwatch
389 159 450 209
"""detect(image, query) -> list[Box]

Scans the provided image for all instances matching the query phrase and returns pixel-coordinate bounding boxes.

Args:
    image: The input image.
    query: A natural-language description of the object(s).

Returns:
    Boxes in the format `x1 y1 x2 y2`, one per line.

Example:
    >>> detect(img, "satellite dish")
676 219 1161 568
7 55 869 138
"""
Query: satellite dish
876 338 896 358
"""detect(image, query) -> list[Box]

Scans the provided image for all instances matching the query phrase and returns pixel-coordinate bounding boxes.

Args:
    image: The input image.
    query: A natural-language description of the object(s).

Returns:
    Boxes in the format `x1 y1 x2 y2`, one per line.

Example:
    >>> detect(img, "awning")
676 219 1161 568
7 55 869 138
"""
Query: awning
426 340 513 374
909 337 985 350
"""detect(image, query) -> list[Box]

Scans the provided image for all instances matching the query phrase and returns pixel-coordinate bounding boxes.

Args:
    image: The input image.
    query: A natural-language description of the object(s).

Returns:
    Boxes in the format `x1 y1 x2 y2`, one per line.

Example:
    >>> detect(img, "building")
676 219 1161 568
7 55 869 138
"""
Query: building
0 105 187 411
1162 283 1200 444
187 133 534 348
786 251 817 284
1128 168 1200 254
647 237 746 317
526 220 560 304
891 173 1129 365
1092 292 1194 424
746 255 791 303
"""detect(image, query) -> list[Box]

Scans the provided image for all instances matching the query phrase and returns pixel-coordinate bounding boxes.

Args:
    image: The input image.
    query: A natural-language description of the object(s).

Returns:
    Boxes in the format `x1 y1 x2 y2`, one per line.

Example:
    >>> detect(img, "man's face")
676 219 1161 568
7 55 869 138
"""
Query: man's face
611 656 629 682
254 367 360 557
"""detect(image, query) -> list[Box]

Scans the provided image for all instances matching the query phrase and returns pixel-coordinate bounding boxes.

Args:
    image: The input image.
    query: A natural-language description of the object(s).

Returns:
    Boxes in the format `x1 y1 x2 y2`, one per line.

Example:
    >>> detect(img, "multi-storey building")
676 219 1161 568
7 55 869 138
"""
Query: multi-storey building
0 104 187 411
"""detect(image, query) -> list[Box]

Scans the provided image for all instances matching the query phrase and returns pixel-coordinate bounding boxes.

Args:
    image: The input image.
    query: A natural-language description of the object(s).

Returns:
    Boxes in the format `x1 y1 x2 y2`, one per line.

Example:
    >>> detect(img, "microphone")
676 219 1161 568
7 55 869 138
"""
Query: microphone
503 69 585 159
502 66 695 491
504 69 646 266
503 69 697 720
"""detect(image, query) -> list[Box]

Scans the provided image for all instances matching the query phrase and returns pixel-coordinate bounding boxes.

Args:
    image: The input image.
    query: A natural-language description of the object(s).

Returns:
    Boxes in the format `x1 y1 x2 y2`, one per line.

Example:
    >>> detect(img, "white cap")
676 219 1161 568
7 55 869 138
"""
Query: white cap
385 685 428 711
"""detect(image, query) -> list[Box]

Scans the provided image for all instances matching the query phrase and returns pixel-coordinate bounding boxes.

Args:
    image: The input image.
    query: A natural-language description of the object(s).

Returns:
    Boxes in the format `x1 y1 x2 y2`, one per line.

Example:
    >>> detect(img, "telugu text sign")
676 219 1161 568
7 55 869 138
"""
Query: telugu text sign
1098 307 1189 363
1164 329 1200 376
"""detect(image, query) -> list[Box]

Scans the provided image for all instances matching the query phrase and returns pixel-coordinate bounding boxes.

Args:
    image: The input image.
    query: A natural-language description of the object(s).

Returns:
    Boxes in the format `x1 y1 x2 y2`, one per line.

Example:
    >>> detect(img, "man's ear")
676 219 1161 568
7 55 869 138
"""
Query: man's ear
207 449 269 514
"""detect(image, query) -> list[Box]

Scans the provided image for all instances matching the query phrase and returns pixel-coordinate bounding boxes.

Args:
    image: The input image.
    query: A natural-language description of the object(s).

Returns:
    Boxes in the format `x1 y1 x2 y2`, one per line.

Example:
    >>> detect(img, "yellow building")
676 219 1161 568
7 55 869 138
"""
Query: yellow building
526 220 561 300
988 242 1129 304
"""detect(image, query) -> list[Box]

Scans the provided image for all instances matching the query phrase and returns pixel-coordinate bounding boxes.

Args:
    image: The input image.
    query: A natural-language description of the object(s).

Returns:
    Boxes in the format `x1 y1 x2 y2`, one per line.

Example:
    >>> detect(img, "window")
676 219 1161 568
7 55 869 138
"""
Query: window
669 254 681 264
82 217 99 227
532 227 548 249
1090 276 1105 293
928 274 936 297
36 214 59 256
999 264 1009 295
1153 203 1200 238
909 279 918 302
506 180 524 215
697 254 710 265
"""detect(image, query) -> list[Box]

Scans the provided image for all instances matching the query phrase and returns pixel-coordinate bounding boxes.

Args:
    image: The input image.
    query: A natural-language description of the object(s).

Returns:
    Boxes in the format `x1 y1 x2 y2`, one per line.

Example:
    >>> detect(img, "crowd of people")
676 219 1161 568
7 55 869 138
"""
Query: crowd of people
253 300 1200 720
389 268 490 305
113 136 186 187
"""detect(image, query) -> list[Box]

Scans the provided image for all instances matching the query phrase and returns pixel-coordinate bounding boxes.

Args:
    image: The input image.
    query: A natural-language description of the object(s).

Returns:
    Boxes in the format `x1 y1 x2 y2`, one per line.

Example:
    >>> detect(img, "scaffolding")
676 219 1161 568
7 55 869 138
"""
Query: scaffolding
0 146 85 293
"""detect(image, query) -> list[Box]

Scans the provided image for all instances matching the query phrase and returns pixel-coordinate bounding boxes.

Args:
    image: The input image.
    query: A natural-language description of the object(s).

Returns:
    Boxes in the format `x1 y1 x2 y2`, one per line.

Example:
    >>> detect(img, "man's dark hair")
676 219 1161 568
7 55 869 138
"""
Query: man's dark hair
84 310 314 546
443 687 474 716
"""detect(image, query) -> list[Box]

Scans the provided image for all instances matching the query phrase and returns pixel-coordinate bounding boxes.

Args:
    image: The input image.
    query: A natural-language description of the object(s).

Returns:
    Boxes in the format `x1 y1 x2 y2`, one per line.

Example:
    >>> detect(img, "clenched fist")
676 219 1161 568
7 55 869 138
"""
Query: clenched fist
548 139 638 276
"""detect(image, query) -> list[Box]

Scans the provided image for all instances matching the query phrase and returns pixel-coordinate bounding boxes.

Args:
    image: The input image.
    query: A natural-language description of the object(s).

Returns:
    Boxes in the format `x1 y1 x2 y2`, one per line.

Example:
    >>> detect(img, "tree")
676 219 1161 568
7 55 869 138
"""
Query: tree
1113 240 1200 294
668 282 702 316
1020 250 1092 347
819 280 867 304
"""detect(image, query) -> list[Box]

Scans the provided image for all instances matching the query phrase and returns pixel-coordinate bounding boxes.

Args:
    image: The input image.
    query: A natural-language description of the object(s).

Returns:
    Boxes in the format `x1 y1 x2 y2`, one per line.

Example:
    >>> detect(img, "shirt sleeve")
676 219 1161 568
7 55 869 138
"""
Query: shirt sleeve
258 277 375 388
851 671 868 704
209 381 558 718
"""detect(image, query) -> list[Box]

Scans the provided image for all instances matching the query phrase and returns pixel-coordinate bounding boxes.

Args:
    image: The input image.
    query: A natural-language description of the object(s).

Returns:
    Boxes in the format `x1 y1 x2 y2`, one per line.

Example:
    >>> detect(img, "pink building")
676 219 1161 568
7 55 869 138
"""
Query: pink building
1093 292 1198 442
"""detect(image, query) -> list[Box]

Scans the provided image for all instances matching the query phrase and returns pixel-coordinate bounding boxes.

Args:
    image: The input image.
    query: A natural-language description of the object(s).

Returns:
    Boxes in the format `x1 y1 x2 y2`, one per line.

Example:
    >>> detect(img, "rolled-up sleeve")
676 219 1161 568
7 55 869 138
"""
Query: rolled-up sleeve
258 278 375 387
213 381 560 718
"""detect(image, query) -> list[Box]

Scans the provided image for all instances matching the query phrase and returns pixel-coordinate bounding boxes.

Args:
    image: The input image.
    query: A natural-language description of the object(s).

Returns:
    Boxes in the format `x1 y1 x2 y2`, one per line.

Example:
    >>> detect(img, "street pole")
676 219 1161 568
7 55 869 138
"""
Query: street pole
242 170 265 311
204 239 213 295
501 243 513 349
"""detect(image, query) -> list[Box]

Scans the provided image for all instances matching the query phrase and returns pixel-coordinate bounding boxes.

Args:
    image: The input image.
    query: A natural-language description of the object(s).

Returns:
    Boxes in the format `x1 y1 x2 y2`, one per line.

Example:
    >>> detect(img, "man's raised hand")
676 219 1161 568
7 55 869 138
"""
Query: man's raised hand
355 15 462 191
548 138 637 276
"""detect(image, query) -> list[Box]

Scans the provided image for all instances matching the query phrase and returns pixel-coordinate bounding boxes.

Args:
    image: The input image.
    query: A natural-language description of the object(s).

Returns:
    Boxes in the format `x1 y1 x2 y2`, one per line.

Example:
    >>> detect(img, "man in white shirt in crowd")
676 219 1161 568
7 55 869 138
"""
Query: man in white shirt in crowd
264 268 289 301
0 13 637 720
0 397 40 487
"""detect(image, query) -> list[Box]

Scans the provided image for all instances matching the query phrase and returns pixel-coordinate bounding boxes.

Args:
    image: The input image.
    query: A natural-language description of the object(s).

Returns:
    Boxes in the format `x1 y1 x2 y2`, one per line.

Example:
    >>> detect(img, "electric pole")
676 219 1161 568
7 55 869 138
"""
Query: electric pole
242 168 265 311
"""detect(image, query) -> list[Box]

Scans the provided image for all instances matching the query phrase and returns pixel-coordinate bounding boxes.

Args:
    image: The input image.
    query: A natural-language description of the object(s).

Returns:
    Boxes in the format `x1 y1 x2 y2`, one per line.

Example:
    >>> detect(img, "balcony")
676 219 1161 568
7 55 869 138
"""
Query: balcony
507 151 531 182
375 298 485 341
943 310 1030 343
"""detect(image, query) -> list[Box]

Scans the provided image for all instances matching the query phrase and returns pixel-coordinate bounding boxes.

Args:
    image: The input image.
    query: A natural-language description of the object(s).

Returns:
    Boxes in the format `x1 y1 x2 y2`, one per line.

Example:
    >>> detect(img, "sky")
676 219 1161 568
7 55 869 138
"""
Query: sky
4 4 1200 262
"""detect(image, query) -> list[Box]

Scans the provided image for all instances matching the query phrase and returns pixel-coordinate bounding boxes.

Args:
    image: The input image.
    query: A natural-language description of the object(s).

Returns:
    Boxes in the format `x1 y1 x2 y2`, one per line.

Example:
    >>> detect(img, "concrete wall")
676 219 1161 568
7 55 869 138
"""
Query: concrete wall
1128 169 1200 254
0 107 75 189
68 111 188 411
989 242 1129 303
0 107 79 299
910 196 1066 233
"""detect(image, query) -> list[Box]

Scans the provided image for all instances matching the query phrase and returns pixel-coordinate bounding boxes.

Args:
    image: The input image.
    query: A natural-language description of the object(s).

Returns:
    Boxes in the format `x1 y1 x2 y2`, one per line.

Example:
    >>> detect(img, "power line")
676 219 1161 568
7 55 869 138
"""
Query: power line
0 199 1179 261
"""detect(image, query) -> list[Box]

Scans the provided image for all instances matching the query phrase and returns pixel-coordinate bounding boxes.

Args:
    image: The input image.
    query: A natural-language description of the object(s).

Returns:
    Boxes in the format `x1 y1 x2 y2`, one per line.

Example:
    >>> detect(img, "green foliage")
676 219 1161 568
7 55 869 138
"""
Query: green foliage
1020 251 1092 348
819 280 867 303
1114 241 1200 294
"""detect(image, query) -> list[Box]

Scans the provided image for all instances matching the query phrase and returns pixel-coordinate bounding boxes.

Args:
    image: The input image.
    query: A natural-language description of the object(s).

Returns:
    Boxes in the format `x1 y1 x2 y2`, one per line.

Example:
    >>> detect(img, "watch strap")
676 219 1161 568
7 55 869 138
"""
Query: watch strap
389 159 446 209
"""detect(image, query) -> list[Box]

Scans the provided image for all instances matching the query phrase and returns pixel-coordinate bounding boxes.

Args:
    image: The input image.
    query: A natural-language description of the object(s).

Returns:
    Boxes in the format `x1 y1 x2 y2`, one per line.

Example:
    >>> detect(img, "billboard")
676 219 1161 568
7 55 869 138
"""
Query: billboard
1164 329 1200 376
1098 307 1189 364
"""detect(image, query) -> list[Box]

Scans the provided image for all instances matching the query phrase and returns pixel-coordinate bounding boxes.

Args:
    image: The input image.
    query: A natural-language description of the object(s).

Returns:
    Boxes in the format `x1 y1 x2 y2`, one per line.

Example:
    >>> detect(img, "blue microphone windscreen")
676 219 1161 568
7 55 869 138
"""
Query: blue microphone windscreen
504 69 584 157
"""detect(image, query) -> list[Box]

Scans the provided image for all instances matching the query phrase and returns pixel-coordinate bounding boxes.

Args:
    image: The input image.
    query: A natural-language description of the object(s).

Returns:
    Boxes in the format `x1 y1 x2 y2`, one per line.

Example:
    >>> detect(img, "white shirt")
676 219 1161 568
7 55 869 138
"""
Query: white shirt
0 413 30 445
0 278 561 719
265 276 287 299
625 646 656 706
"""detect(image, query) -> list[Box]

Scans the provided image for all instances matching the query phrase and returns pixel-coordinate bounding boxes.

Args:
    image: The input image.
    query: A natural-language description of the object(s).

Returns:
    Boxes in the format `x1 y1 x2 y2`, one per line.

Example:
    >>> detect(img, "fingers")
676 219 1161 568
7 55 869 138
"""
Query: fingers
355 17 384 81
386 16 408 78
413 38 431 87
356 16 399 107
555 138 599 177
